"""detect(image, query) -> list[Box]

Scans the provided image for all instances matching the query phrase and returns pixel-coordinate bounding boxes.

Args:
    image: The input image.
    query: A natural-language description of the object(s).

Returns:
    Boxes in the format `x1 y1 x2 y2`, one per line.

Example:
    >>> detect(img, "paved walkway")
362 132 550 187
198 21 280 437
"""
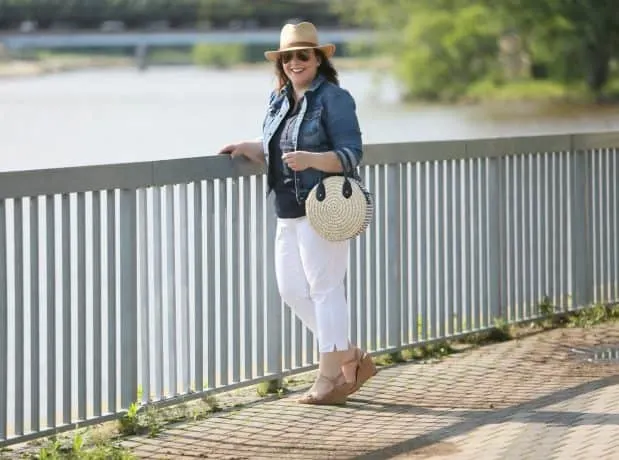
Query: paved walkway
123 323 619 459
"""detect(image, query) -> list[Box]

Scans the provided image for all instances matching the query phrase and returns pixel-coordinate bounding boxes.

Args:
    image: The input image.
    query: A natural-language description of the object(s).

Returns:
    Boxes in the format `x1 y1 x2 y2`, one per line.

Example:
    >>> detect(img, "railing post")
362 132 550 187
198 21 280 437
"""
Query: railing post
386 164 402 348
570 142 593 309
119 189 138 408
487 156 504 322
265 195 281 376
0 200 7 442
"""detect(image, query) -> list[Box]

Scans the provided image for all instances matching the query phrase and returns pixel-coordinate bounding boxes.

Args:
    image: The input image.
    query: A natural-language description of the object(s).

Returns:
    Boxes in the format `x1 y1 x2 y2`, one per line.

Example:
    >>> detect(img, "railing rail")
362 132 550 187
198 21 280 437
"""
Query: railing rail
2 132 617 200
1 131 618 446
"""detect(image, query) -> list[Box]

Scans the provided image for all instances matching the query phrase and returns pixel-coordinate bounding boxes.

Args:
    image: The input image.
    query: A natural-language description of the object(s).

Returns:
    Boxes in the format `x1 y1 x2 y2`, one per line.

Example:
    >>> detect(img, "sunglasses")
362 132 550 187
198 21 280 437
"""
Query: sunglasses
280 49 313 64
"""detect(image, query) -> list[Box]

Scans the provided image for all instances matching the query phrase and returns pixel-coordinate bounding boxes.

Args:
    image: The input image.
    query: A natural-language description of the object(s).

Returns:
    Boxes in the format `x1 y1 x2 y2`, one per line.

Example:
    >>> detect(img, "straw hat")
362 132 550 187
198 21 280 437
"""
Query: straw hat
264 22 336 62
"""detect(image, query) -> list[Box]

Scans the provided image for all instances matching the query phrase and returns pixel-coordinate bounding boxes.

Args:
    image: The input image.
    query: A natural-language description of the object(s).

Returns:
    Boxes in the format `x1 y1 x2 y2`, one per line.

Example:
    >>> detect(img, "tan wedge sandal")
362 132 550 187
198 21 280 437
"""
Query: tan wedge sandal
297 374 351 406
342 348 377 396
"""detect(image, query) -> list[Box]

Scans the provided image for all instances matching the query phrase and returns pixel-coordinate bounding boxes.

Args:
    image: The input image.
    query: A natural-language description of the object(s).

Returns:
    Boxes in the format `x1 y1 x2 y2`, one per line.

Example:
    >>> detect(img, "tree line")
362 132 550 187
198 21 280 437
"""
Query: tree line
0 0 341 30
332 0 619 100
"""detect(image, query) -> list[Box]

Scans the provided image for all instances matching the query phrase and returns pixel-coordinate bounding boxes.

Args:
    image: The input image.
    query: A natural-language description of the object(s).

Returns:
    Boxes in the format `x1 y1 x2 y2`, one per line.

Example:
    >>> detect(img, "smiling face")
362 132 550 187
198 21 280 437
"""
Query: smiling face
280 49 321 91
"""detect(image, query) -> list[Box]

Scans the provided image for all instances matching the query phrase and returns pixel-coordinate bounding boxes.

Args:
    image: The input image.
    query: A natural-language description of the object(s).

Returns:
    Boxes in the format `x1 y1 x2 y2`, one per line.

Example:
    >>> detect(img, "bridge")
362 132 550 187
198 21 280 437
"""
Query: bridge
0 28 374 51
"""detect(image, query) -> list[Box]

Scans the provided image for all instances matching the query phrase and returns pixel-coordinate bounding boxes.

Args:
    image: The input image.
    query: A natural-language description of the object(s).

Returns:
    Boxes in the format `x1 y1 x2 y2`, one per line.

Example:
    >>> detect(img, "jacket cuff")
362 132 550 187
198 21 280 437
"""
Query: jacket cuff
334 150 351 172
335 147 359 172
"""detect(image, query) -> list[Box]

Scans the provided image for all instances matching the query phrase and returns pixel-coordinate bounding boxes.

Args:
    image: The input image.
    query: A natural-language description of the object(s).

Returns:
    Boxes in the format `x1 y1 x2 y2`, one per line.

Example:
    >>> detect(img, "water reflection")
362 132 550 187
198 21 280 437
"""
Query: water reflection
571 346 619 363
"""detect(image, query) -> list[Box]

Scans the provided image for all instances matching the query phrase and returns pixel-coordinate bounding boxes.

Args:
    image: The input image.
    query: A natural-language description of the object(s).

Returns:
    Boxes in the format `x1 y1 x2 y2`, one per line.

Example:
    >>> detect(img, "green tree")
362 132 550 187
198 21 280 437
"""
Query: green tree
491 0 619 97
333 0 501 101
398 5 501 101
197 0 255 23
335 0 619 100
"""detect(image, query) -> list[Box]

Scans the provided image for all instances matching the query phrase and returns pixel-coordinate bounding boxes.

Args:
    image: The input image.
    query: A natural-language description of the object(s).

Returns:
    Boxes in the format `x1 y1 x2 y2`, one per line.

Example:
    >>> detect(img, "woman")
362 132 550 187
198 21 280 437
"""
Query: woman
219 21 376 405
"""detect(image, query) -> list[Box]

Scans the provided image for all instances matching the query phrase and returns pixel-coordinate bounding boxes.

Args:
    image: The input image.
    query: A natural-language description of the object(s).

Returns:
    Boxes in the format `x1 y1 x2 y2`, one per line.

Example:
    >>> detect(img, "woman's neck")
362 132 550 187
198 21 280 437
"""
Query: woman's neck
293 86 308 102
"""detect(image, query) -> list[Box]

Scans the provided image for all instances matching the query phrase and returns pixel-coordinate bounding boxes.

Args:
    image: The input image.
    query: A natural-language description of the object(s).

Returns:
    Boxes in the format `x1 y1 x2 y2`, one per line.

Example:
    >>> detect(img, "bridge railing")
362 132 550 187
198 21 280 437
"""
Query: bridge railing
1 131 618 446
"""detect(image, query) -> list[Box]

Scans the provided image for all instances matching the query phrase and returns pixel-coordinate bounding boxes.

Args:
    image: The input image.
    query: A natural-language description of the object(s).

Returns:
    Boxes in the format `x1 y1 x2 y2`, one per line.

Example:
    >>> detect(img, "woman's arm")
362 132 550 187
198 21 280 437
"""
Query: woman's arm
283 88 363 173
219 140 265 164
322 88 363 173
282 150 343 172
308 151 344 172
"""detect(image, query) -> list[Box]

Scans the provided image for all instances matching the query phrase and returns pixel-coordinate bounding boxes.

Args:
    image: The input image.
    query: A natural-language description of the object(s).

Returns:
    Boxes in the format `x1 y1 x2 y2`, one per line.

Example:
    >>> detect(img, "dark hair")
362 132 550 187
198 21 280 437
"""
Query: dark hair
275 49 339 91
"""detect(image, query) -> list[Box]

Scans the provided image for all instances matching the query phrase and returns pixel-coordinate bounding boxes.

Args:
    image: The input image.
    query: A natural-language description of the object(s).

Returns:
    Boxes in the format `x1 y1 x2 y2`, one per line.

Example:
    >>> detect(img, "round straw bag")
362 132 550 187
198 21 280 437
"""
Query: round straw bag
305 174 374 241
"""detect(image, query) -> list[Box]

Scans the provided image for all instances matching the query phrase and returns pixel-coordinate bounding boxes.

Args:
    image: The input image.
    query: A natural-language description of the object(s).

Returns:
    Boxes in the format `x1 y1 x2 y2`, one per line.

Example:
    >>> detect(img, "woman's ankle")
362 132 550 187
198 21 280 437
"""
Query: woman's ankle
339 348 358 383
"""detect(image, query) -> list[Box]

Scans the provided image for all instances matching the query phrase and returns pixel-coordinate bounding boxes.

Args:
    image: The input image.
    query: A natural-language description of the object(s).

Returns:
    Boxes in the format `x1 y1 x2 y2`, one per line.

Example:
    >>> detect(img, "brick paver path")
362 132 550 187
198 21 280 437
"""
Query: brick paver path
123 323 619 459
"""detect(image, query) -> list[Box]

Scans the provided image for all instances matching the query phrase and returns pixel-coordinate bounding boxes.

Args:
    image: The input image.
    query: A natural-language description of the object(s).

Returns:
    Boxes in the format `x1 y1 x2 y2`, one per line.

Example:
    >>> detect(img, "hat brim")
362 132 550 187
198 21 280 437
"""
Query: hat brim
264 44 336 62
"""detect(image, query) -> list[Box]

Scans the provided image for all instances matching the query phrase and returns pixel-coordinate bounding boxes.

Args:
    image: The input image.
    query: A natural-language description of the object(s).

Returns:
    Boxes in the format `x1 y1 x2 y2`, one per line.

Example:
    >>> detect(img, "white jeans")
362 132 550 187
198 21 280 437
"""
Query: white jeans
275 216 350 353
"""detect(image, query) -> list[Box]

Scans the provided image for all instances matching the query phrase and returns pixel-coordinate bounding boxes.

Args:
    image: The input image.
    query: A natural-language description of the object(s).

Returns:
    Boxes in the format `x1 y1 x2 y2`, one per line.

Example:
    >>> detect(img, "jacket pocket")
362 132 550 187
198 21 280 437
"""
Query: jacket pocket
298 107 323 150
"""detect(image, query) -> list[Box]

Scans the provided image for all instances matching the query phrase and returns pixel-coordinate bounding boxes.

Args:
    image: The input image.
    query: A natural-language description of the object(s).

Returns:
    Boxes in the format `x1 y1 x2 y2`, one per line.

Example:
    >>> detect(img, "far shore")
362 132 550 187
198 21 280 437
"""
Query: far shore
0 54 134 79
1 52 616 107
0 53 392 80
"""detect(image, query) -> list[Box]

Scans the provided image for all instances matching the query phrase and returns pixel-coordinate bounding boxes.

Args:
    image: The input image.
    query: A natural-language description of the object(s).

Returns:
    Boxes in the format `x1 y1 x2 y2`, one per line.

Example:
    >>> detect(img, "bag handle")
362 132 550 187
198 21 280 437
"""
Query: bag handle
315 155 354 203
315 112 358 202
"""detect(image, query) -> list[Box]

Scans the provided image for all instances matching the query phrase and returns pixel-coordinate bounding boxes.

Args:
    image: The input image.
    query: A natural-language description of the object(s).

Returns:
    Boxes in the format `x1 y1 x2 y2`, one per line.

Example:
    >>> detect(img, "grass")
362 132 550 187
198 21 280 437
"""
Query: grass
147 48 194 66
256 379 288 397
457 317 515 345
604 77 619 100
465 79 569 102
561 303 619 328
464 77 619 104
14 432 136 459
373 302 619 368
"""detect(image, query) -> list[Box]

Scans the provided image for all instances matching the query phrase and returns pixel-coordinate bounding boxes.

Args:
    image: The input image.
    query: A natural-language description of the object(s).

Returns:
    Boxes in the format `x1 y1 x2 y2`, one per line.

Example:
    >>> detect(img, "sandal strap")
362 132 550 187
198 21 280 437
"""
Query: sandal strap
341 348 363 367
315 373 345 386
299 373 351 405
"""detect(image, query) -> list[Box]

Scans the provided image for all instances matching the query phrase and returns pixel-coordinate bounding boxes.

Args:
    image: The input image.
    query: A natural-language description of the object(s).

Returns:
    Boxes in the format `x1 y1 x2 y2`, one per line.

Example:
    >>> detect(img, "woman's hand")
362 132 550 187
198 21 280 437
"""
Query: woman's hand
218 141 265 164
282 151 315 171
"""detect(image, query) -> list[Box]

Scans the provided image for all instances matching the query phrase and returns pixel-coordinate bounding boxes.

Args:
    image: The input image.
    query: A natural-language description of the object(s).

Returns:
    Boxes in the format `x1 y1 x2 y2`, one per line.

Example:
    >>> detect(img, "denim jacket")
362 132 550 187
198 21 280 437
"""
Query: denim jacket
261 74 363 203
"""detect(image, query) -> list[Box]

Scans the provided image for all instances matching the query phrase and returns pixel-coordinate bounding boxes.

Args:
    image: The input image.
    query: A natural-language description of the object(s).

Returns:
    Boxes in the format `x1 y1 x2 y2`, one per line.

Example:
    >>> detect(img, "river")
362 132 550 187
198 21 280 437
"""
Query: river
1 65 619 172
